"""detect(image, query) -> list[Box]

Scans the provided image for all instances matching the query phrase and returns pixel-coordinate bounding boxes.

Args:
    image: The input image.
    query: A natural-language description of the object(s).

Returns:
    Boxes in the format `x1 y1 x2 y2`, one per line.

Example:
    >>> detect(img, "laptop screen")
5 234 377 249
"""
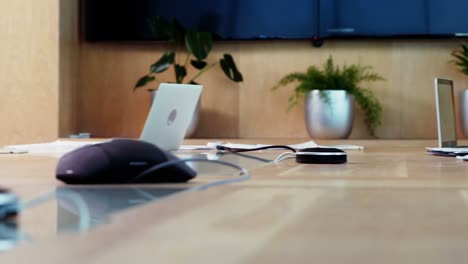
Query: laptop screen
140 83 202 150
435 78 457 147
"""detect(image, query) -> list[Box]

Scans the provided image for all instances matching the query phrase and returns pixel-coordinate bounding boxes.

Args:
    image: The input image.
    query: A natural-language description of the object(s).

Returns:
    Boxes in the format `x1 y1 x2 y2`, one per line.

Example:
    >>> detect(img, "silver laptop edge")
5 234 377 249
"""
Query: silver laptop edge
435 78 457 148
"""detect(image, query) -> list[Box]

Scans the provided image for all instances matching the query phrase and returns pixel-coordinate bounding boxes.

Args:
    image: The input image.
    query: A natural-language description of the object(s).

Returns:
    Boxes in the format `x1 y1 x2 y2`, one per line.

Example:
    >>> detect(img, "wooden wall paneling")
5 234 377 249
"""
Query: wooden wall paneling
195 43 241 138
1 2 467 142
78 43 155 138
59 0 80 137
396 40 461 139
77 42 241 138
0 0 60 145
77 37 468 139
239 41 325 139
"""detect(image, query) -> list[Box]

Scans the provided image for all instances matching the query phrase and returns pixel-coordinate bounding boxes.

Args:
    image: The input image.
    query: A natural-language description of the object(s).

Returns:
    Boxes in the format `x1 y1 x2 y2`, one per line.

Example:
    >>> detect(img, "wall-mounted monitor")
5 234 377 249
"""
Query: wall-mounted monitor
84 0 468 42
319 0 468 38
84 0 319 41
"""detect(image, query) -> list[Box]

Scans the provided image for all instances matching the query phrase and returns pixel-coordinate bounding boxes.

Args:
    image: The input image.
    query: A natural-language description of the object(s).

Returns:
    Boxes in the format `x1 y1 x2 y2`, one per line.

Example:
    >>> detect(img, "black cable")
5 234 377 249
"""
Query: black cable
228 151 274 163
133 158 249 184
216 145 296 153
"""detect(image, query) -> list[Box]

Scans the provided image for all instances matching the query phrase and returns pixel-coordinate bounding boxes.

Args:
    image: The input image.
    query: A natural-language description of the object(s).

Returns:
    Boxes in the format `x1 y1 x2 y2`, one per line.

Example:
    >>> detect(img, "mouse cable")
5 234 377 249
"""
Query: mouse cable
216 145 296 153
134 158 251 191
216 145 300 164
273 152 297 163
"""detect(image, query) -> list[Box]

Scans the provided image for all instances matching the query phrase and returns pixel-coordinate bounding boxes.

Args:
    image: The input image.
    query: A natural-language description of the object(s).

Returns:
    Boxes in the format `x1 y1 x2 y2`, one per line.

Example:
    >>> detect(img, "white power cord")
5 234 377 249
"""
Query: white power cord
273 152 297 163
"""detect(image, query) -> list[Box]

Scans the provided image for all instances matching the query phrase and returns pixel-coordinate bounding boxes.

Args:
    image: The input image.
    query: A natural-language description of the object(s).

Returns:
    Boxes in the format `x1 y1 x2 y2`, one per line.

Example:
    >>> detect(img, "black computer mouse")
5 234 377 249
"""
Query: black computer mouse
56 138 197 184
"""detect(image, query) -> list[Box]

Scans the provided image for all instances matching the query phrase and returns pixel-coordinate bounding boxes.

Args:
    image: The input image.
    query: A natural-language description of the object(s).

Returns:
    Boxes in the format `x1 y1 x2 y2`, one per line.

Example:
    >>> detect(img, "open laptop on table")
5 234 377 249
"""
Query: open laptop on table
0 83 202 154
426 78 468 156
140 83 202 151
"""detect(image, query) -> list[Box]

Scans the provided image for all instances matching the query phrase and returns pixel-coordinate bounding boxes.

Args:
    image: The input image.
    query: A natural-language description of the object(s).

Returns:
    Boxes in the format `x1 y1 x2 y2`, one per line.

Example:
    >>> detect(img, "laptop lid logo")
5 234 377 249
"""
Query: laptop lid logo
167 109 177 126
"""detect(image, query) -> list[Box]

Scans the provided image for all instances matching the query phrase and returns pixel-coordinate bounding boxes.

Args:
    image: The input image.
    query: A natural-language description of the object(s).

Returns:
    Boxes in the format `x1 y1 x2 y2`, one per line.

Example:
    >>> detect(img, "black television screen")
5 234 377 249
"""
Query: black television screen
428 0 468 35
84 0 319 41
319 0 429 37
84 0 468 42
318 0 468 38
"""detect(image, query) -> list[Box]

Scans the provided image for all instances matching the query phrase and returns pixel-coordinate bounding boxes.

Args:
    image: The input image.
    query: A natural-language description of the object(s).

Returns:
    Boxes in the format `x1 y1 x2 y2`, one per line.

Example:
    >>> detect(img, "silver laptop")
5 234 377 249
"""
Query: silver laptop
427 78 468 155
435 78 458 148
140 83 202 150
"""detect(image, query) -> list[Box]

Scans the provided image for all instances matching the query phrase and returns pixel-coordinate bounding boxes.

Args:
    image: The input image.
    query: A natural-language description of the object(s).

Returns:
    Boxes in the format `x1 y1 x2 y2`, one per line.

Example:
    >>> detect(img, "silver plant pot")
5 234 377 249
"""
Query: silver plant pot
304 90 354 139
460 89 468 137
150 90 200 138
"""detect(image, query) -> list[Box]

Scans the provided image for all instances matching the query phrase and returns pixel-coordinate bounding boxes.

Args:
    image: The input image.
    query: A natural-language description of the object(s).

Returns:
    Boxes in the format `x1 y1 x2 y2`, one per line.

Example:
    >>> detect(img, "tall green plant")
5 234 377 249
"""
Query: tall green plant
135 17 243 90
272 56 385 136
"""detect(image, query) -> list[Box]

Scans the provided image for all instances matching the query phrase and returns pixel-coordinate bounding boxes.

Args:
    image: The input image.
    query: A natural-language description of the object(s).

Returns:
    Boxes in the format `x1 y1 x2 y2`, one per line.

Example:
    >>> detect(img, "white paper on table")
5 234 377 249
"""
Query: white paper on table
211 141 364 151
3 140 364 155
178 145 213 150
4 140 106 154
426 147 468 158
426 147 468 153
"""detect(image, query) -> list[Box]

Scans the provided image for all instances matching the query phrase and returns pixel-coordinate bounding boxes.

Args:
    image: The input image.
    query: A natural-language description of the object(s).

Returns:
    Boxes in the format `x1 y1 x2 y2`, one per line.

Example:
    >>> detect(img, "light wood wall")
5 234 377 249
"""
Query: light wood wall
77 39 468 139
0 1 61 145
0 0 468 145
59 0 79 138
0 0 79 145
2 1 467 143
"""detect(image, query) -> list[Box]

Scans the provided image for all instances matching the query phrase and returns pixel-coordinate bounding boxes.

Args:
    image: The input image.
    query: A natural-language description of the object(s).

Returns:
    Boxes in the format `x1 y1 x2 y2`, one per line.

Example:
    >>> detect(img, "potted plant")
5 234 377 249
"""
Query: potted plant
272 55 384 138
451 44 468 136
451 44 468 75
134 17 243 136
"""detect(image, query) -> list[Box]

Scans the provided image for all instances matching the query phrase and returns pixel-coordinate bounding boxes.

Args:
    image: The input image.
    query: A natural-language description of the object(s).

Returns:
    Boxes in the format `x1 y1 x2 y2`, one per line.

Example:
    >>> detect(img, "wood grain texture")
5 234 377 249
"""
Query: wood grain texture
77 42 241 138
239 39 467 139
0 0 60 145
59 0 79 137
1 3 467 143
3 140 468 263
76 39 468 139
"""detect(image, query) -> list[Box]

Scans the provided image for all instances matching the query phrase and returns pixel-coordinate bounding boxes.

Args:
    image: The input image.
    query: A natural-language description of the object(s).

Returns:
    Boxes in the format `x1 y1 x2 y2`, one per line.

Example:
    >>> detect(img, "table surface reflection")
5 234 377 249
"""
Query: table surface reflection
2 139 468 263
0 148 276 252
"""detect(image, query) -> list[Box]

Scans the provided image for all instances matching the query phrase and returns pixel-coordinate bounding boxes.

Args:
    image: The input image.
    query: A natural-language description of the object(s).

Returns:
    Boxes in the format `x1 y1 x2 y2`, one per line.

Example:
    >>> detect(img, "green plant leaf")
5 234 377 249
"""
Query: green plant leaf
462 44 468 53
220 54 243 82
134 75 155 90
191 60 208 70
353 87 382 137
149 16 184 43
137 18 243 92
150 52 175 73
185 30 212 61
148 16 170 38
175 64 187 83
271 72 307 90
450 44 468 75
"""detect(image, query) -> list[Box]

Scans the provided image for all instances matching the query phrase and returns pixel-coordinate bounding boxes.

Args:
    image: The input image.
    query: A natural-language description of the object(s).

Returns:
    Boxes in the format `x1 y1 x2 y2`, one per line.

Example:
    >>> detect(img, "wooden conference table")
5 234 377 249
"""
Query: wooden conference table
1 139 468 263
